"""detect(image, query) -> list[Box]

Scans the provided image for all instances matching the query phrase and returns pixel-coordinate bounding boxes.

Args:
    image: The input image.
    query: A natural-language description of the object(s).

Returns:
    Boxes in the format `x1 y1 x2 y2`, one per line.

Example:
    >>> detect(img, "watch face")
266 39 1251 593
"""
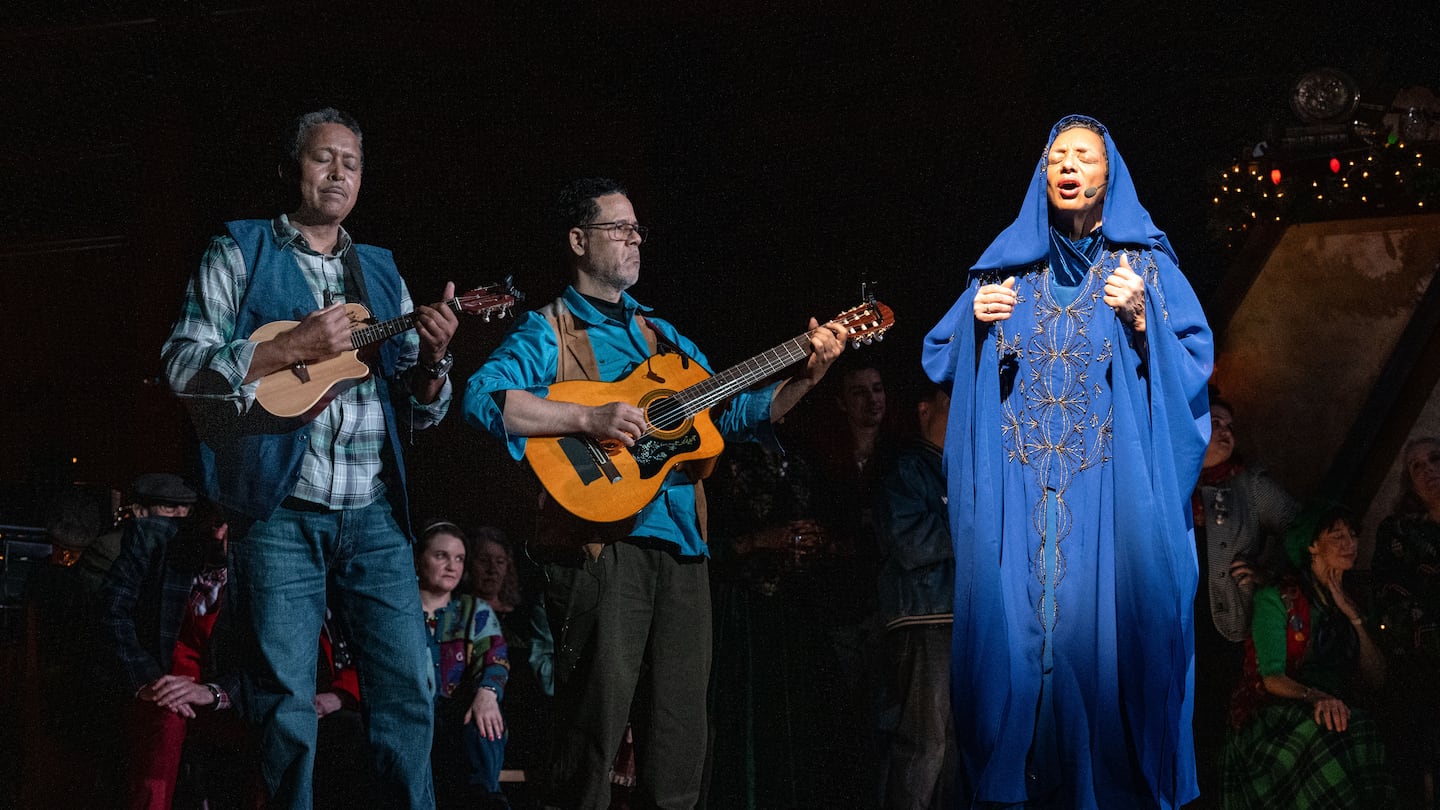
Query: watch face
428 352 454 378
1290 68 1359 123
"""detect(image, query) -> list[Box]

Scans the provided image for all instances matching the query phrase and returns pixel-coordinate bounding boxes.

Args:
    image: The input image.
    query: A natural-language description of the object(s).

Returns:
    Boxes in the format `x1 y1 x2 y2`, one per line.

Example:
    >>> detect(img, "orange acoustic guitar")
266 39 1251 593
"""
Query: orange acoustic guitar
252 280 521 419
525 299 895 524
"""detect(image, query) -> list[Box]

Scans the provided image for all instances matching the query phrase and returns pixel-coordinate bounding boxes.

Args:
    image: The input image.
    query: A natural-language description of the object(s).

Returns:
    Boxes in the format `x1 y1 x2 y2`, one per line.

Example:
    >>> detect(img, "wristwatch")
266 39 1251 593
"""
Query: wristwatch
204 682 223 708
422 350 454 379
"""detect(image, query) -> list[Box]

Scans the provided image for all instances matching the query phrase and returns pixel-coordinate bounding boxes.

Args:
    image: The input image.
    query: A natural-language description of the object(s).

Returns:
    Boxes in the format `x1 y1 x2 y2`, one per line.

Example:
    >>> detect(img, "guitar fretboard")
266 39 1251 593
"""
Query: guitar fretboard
670 335 812 417
347 299 465 350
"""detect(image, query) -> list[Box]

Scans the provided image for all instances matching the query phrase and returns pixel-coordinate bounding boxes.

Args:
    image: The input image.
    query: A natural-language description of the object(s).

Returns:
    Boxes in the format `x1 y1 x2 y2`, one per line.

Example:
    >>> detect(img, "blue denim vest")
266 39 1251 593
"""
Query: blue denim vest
196 219 411 527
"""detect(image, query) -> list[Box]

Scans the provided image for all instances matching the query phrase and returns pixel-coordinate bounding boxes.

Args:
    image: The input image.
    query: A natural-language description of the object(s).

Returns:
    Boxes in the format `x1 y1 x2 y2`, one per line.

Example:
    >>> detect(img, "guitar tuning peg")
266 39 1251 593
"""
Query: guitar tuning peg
875 333 884 342
864 336 873 345
851 339 862 350
483 312 492 323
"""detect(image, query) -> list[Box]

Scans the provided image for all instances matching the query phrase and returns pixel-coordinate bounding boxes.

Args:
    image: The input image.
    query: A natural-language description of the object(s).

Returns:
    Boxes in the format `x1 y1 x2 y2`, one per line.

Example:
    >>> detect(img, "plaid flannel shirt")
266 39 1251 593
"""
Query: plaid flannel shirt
161 216 450 508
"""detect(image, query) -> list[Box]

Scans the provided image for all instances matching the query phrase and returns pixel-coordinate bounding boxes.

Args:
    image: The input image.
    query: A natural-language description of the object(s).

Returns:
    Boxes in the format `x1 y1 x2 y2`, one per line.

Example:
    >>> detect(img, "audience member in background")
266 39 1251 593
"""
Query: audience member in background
1221 502 1390 808
312 606 376 810
19 498 118 807
1190 396 1298 803
468 526 554 797
814 359 896 561
1372 436 1440 805
875 381 956 810
80 473 197 595
705 438 854 808
99 500 249 810
810 358 900 803
416 522 511 810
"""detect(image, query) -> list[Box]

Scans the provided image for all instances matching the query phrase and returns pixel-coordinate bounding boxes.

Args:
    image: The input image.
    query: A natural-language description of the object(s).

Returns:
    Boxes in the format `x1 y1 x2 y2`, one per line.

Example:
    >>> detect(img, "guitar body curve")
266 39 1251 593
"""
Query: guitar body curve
525 352 724 524
251 303 373 419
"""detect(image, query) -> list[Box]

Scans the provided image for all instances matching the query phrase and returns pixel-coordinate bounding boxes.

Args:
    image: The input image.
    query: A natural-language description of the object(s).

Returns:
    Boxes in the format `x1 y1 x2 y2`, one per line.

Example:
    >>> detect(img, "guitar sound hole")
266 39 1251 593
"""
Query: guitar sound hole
647 397 687 432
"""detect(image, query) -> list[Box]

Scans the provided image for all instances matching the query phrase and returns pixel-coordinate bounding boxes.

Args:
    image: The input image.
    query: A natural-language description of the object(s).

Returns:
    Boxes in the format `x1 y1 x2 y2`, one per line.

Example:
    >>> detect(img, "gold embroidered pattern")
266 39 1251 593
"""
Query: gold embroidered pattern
993 253 1132 631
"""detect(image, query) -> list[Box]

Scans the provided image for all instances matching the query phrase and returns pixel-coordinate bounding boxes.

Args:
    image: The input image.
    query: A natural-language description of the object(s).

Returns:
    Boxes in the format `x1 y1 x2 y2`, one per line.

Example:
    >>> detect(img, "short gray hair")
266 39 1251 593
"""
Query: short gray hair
285 107 364 169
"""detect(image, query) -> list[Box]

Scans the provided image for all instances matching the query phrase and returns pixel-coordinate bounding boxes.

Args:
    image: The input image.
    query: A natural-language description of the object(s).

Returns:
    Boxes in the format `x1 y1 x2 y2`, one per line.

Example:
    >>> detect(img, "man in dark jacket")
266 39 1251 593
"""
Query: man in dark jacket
100 500 244 809
875 382 956 810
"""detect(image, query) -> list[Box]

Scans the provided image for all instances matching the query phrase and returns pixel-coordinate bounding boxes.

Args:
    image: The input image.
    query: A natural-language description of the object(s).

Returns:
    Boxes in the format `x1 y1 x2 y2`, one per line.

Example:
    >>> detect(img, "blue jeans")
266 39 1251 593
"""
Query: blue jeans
432 696 506 804
229 497 435 809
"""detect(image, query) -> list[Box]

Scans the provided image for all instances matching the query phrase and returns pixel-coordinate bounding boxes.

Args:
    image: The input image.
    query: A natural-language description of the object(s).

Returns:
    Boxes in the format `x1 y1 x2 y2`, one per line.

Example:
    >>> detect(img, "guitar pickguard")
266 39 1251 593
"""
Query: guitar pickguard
628 430 702 478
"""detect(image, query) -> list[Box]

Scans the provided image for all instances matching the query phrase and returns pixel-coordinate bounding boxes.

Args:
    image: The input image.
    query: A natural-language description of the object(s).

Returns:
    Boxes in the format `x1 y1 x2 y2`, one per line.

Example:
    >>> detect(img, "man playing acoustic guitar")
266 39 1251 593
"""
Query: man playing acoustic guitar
463 178 847 810
162 108 457 809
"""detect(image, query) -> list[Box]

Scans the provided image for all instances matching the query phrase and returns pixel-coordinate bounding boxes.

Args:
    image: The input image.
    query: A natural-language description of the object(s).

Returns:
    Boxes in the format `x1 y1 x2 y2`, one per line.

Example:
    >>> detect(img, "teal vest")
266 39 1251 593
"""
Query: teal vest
195 219 412 530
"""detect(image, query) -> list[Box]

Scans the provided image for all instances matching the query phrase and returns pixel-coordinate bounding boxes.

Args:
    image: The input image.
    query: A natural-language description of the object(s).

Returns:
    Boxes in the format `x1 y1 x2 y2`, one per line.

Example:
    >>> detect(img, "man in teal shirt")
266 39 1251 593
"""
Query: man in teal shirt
464 178 845 809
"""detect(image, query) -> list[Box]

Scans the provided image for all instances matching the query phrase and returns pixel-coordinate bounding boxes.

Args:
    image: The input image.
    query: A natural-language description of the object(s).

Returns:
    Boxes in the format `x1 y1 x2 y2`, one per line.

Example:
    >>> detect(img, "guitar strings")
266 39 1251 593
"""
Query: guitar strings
637 335 811 437
632 310 882 441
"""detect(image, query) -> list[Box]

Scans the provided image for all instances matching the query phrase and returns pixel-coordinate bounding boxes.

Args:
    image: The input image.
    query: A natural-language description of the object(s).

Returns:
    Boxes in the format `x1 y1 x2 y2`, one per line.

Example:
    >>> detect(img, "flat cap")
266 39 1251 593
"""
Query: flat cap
130 473 198 506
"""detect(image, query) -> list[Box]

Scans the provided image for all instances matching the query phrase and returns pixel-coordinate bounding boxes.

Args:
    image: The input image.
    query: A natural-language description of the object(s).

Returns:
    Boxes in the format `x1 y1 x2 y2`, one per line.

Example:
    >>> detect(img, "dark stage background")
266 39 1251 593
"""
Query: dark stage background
1 2 1436 536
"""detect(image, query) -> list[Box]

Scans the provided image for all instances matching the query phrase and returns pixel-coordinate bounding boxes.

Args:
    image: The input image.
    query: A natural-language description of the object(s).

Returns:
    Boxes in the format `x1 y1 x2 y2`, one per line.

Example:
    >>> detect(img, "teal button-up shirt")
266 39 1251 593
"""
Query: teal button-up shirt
463 287 778 557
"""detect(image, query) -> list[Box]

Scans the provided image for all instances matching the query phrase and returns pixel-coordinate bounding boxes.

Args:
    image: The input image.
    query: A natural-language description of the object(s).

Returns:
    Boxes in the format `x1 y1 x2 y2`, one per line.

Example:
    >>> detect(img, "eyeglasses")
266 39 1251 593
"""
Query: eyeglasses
579 221 649 242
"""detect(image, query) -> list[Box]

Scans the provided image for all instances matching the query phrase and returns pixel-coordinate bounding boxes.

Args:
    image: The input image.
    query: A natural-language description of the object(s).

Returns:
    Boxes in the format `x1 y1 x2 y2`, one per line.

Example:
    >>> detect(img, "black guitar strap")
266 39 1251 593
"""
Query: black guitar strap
339 244 373 314
640 315 692 369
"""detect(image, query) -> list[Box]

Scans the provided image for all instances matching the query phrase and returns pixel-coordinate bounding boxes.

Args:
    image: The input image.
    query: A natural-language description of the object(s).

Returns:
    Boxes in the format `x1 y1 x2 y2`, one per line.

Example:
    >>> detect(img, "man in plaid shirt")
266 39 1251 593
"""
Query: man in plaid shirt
162 107 458 809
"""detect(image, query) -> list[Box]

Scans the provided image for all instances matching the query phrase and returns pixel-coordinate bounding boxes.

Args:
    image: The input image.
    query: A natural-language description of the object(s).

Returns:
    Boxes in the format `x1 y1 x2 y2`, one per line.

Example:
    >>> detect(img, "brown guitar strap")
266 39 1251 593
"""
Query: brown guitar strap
537 297 708 546
537 298 658 382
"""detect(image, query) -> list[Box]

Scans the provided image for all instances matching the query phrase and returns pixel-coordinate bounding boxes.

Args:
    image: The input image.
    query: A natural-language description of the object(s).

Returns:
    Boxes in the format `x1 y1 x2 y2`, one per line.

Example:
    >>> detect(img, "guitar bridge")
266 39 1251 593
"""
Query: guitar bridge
557 435 623 485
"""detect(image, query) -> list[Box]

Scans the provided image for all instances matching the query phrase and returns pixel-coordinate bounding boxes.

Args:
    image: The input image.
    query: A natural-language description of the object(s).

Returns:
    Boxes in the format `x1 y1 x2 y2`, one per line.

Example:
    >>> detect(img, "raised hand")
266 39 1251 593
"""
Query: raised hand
1103 255 1146 332
797 317 847 383
415 281 460 364
974 276 1017 323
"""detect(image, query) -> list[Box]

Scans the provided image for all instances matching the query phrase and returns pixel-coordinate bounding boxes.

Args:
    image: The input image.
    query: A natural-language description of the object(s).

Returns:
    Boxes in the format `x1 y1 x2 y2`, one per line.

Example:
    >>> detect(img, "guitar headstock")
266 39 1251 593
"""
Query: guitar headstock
454 277 524 322
832 299 895 349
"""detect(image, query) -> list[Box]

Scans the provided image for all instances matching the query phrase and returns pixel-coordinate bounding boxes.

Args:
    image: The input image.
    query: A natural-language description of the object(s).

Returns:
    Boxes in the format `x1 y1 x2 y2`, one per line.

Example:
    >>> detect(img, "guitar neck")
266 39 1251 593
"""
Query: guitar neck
347 299 462 350
672 334 812 416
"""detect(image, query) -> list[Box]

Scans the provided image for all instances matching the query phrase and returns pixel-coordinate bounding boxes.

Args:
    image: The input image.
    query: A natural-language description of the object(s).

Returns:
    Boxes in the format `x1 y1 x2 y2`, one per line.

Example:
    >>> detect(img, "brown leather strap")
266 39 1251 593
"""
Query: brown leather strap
538 297 658 382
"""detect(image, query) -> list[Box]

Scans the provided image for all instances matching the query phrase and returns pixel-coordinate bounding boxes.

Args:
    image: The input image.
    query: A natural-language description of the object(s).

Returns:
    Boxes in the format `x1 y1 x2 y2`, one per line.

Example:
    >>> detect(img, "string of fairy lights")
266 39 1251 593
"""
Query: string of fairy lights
1208 135 1438 252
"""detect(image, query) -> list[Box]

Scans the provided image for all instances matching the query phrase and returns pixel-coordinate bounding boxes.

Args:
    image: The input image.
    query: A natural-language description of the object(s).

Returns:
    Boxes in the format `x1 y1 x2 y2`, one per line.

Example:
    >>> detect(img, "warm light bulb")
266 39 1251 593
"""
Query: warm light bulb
1270 168 1282 185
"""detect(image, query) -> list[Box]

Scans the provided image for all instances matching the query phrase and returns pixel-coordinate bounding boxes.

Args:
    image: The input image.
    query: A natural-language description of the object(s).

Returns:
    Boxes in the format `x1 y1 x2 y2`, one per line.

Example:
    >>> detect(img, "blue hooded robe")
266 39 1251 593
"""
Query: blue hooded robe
923 116 1212 808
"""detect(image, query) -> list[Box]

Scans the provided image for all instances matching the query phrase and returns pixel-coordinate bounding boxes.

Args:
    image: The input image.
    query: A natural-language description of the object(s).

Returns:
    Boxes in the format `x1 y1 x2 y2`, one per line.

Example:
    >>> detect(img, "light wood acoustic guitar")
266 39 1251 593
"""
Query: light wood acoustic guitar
252 279 521 419
525 298 895 524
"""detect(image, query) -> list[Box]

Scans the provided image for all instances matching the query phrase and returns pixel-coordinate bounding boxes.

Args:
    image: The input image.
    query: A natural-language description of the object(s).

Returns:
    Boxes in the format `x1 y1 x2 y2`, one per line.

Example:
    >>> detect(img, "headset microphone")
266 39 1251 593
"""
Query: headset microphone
1083 183 1107 199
